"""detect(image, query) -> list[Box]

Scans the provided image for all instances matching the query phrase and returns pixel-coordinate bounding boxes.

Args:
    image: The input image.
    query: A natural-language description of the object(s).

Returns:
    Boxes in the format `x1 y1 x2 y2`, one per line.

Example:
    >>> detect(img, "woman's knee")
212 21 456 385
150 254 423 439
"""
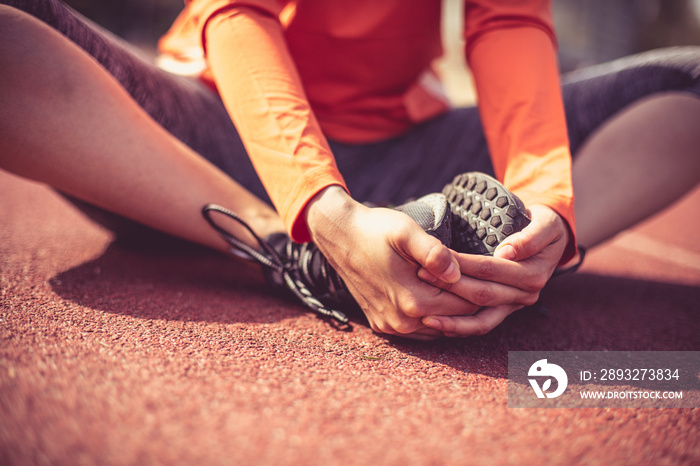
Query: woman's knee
0 4 32 42
0 5 40 95
0 4 82 102
0 5 53 76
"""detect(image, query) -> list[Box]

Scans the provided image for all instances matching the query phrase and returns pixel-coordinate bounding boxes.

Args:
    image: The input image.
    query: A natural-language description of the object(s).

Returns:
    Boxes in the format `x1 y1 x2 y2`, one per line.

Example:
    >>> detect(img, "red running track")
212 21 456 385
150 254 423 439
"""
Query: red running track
1 169 699 465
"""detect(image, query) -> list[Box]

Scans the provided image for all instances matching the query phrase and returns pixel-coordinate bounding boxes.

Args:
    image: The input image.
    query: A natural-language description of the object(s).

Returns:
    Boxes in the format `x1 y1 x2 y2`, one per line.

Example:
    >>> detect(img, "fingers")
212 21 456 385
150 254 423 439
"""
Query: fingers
417 204 570 296
401 327 445 341
360 267 482 337
366 205 569 338
393 219 460 283
331 208 483 337
421 304 522 337
418 282 483 315
388 277 482 319
361 278 481 334
494 204 568 262
417 267 541 307
493 228 541 262
419 253 546 293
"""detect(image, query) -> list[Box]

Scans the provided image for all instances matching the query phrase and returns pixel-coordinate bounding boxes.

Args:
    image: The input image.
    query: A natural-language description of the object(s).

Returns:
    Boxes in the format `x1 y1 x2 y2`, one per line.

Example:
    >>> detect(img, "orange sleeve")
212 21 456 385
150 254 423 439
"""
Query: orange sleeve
464 0 577 263
203 6 347 243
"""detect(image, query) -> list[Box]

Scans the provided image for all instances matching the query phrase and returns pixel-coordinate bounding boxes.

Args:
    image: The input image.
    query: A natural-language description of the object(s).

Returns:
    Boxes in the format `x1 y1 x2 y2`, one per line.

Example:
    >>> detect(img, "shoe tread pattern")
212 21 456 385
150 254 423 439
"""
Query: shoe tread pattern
442 172 531 255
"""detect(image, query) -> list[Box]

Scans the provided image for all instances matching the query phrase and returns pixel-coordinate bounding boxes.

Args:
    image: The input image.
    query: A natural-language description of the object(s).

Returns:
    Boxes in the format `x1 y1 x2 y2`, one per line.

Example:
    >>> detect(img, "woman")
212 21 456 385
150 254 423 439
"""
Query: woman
1 0 699 339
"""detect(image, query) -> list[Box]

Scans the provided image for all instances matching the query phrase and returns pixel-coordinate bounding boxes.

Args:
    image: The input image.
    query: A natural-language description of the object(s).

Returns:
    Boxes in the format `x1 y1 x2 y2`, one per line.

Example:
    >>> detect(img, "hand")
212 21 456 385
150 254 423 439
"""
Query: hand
305 186 481 339
419 204 570 337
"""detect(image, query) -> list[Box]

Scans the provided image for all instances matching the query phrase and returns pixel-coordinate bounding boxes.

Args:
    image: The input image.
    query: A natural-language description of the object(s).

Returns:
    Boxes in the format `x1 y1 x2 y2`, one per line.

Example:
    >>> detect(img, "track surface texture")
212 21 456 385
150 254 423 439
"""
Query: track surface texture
2 169 699 465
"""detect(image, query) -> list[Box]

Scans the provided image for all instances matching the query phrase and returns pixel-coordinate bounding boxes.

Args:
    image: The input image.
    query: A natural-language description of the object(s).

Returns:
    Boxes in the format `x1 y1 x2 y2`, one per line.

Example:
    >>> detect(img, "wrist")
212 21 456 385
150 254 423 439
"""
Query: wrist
530 203 566 228
529 203 572 260
304 185 359 242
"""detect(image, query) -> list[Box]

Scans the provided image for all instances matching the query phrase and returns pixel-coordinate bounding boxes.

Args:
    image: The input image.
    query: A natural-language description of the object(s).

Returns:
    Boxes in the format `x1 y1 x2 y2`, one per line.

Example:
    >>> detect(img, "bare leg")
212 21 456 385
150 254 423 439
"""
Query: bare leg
0 5 284 252
573 91 700 248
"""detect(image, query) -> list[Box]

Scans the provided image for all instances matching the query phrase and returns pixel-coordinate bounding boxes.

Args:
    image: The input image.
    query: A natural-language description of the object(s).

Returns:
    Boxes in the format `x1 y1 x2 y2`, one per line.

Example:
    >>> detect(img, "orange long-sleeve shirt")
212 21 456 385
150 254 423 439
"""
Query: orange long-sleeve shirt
159 0 577 261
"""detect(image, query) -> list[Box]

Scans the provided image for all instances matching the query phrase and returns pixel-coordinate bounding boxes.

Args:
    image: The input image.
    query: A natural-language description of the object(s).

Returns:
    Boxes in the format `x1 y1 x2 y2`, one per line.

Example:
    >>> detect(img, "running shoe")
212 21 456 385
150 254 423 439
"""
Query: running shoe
394 193 452 246
442 172 531 255
201 193 452 324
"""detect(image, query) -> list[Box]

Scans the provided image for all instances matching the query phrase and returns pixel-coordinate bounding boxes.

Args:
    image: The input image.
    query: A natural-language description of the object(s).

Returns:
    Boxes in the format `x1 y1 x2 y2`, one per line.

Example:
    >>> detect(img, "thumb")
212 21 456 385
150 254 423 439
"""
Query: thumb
494 229 543 262
494 205 561 262
396 222 460 283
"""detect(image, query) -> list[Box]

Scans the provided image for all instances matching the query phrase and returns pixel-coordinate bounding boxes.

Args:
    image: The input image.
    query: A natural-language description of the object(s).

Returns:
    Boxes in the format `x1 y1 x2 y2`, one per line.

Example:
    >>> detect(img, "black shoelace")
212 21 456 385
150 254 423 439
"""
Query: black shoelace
201 204 350 324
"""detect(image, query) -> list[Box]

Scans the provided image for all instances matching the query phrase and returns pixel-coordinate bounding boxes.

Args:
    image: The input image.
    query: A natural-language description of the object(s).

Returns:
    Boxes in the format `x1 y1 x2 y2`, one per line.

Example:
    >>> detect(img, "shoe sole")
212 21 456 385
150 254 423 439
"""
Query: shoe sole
442 172 531 255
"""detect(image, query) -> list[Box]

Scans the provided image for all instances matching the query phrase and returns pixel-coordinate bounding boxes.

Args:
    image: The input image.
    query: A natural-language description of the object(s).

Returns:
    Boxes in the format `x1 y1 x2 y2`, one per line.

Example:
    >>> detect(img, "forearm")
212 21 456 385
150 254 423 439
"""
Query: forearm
466 25 576 262
468 28 572 199
205 7 347 241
